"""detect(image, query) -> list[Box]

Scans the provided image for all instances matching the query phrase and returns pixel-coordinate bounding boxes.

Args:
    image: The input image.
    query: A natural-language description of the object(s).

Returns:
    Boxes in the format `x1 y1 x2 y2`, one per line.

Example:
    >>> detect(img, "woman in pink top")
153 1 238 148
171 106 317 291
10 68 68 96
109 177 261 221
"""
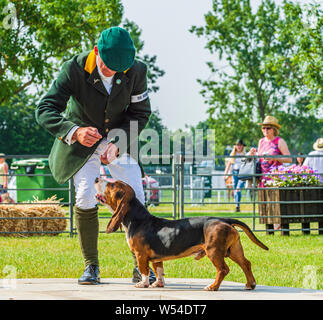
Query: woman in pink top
249 116 292 232
249 116 292 176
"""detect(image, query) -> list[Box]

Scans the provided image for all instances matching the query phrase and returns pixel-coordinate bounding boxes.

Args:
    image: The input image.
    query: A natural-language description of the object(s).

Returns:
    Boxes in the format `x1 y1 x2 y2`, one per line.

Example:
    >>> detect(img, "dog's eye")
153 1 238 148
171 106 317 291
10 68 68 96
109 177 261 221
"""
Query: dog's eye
115 191 123 199
110 183 114 188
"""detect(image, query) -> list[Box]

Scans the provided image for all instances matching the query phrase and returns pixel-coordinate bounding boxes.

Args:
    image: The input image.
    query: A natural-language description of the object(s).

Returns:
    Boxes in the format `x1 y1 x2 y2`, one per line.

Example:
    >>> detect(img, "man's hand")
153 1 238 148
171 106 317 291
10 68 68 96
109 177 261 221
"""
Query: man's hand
100 143 119 164
72 127 102 147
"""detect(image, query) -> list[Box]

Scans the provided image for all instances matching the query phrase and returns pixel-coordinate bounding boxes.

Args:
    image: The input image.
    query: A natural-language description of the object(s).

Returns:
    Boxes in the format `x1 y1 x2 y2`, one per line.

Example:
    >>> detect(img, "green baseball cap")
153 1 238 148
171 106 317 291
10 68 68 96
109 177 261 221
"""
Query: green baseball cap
97 27 136 72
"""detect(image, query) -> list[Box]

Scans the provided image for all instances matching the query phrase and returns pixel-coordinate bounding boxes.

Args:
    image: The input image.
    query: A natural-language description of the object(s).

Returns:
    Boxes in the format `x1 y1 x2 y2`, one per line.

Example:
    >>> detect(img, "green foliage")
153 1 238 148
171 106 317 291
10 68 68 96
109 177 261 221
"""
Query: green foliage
142 108 167 157
190 0 322 151
0 93 53 155
144 109 166 132
0 0 164 105
123 19 165 93
0 0 123 105
276 98 323 154
275 1 323 109
0 0 165 156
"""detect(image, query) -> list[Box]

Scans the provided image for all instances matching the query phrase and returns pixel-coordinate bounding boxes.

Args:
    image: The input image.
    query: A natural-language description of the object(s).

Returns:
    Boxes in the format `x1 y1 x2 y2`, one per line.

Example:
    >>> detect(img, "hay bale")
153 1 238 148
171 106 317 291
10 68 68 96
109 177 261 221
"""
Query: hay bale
0 196 67 237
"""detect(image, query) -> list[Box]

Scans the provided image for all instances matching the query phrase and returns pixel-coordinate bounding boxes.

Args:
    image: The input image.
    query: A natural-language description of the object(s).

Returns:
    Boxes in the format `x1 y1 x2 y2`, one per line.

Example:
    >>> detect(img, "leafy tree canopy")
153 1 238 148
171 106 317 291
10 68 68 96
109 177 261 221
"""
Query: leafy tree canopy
0 93 53 155
190 0 322 153
0 0 164 104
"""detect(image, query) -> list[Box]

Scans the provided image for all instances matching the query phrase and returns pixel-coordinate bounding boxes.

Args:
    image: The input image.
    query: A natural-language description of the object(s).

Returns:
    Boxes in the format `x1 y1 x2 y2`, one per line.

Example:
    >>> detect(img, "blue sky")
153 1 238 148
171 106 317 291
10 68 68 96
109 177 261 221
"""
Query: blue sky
122 0 317 130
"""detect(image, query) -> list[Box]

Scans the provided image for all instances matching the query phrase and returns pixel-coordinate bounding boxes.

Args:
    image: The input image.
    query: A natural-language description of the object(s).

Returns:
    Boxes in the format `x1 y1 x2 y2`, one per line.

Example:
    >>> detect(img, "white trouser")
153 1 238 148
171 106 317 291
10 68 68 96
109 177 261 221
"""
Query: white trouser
73 140 145 209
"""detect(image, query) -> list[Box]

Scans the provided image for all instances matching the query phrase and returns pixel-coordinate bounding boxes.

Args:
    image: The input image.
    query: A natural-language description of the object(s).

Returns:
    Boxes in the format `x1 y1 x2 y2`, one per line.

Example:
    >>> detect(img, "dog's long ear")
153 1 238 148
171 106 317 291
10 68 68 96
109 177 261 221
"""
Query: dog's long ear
105 189 133 234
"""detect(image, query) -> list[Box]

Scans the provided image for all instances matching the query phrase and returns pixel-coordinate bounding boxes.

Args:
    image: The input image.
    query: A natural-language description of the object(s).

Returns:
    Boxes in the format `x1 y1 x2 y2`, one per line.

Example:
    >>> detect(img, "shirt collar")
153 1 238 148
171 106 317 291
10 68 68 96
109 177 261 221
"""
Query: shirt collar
96 56 115 82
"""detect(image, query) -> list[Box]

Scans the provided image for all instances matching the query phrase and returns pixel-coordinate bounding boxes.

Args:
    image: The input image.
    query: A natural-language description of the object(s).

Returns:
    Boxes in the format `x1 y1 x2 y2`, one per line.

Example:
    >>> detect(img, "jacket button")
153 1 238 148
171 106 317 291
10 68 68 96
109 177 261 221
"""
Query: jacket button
105 128 109 133
105 119 109 123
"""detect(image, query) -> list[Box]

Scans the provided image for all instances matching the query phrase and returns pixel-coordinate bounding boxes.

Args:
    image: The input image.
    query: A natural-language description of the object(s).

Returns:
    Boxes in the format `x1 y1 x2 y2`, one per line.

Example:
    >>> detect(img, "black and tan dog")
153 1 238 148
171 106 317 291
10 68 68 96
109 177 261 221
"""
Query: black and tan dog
96 180 268 291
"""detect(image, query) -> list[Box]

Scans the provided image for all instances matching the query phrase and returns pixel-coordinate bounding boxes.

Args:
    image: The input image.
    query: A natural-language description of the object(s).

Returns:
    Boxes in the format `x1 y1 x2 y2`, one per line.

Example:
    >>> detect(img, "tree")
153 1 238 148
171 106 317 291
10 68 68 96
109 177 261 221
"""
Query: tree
276 97 323 154
196 96 323 155
0 0 165 157
0 93 53 155
123 19 165 93
139 109 167 162
0 0 122 105
273 2 322 110
190 0 322 148
144 109 166 132
0 0 164 105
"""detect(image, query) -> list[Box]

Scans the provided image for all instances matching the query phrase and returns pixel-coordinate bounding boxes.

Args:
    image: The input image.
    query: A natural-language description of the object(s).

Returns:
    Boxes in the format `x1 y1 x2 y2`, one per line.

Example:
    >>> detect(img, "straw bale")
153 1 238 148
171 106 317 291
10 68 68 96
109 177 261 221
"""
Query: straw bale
0 196 67 237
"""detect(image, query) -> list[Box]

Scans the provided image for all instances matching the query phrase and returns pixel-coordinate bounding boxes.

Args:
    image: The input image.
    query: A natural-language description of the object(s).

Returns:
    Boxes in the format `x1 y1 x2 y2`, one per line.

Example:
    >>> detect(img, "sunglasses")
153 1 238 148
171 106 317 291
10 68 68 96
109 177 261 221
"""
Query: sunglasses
262 127 273 130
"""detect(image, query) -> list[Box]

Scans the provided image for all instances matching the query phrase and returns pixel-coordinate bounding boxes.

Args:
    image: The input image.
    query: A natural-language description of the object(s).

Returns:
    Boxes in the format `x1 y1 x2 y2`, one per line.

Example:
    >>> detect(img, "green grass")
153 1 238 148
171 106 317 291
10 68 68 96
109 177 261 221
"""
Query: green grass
0 204 322 290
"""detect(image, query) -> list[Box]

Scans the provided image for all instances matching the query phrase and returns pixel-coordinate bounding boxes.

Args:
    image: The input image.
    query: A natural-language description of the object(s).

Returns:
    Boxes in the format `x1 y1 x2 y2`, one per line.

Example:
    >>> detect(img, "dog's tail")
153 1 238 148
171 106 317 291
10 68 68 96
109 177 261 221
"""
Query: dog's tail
223 218 269 251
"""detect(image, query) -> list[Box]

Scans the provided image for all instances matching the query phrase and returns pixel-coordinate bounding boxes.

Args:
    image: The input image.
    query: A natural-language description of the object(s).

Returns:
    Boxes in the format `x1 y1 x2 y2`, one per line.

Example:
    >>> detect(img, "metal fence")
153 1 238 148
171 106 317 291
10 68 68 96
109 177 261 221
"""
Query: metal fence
0 153 322 236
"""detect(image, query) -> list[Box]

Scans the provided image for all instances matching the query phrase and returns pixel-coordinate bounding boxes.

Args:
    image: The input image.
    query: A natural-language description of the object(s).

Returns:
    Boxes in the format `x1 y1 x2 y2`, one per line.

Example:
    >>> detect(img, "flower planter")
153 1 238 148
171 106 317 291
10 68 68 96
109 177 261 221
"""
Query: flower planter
259 188 323 225
259 164 323 235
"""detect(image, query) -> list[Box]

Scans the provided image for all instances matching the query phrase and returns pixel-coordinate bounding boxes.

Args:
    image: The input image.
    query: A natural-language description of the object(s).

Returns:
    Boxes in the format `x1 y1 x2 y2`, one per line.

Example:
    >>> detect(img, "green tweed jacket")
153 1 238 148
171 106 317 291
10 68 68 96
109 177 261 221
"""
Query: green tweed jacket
36 50 151 184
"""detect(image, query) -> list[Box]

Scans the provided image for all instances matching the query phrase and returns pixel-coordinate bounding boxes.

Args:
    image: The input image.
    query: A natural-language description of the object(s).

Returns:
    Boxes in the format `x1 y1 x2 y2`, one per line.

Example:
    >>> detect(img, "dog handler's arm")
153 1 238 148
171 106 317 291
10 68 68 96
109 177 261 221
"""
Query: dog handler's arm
36 60 102 147
35 60 77 141
72 127 102 148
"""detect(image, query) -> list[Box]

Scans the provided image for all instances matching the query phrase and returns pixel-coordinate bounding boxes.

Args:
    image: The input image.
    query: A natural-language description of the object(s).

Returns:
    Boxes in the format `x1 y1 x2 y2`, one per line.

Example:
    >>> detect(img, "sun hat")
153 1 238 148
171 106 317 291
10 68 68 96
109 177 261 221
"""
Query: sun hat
0 153 5 157
258 116 281 129
313 138 323 151
97 27 136 72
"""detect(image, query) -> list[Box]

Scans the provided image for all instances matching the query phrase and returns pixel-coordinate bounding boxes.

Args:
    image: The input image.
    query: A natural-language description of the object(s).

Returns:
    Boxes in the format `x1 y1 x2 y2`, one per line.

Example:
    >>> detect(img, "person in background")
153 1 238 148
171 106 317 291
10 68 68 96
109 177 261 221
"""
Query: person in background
0 153 8 198
303 138 323 180
296 152 305 166
249 116 292 179
224 158 234 201
249 116 292 231
224 139 246 212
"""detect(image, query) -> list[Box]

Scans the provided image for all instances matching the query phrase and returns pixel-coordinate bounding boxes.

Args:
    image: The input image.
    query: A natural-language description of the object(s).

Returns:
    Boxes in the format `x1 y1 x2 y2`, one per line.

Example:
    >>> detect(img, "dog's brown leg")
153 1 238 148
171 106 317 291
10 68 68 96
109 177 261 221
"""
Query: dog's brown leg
134 254 150 288
204 247 230 291
151 261 165 288
229 239 256 290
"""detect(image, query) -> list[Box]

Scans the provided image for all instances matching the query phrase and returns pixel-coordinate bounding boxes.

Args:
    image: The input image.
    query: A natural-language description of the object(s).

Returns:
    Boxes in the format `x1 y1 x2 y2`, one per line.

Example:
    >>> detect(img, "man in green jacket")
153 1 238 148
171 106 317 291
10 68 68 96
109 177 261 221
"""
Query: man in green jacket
36 27 155 285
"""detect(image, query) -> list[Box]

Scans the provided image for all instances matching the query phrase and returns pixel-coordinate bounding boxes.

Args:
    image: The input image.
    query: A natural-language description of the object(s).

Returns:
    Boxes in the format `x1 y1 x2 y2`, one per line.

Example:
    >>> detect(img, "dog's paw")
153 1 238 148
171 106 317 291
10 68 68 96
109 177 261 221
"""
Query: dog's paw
245 282 256 290
134 281 149 288
204 284 218 291
151 279 165 288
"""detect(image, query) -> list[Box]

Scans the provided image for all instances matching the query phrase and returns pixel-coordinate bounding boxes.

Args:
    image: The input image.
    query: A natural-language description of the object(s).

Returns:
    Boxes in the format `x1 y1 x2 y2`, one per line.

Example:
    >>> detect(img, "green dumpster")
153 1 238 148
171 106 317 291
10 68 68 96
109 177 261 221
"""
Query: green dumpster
11 158 69 203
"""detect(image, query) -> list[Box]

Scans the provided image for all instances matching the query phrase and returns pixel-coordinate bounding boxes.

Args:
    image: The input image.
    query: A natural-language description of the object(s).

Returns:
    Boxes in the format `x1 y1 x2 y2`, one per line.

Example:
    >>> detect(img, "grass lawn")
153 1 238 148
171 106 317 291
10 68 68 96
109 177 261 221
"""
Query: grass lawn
0 204 322 290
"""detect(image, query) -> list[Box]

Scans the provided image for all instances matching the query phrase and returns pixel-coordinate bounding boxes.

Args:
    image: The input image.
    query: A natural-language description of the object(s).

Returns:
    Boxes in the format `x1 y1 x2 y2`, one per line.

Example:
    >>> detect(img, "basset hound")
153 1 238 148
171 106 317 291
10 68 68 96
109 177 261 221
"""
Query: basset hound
95 180 269 291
